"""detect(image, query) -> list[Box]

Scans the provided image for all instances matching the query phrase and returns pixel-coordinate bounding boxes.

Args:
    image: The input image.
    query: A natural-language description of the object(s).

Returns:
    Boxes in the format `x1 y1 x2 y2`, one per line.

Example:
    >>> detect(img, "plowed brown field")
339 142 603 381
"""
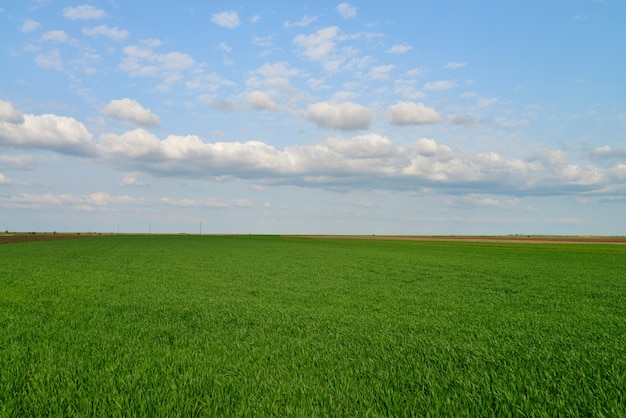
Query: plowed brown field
294 235 626 244
0 233 100 245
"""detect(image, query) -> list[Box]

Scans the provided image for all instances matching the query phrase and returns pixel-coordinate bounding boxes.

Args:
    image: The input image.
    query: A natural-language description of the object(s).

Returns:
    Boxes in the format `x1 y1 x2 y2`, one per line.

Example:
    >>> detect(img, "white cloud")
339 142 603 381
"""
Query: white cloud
41 30 69 43
35 49 63 71
393 79 425 99
292 26 371 72
460 91 478 99
0 192 138 210
477 97 499 107
208 100 237 111
337 3 357 18
455 194 504 207
256 62 298 79
0 100 25 124
218 42 232 53
445 62 467 69
21 18 41 33
98 130 290 176
62 5 106 20
0 101 96 156
83 25 130 42
305 101 373 130
0 154 34 170
102 98 161 127
158 51 195 71
386 44 413 54
4 102 623 201
494 117 529 128
294 26 340 66
245 90 278 111
211 11 240 29
121 173 147 186
424 80 457 91
0 173 10 184
186 71 236 93
384 102 441 125
235 198 252 207
529 149 567 168
119 40 197 92
323 134 395 158
368 64 395 80
284 15 317 28
590 145 626 159
160 197 228 208
453 114 478 125
609 164 626 181
94 129 534 191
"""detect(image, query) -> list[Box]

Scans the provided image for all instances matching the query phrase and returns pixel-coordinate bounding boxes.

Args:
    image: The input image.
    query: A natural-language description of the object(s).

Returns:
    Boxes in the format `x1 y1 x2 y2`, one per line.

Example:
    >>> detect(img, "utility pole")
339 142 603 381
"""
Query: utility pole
200 221 202 235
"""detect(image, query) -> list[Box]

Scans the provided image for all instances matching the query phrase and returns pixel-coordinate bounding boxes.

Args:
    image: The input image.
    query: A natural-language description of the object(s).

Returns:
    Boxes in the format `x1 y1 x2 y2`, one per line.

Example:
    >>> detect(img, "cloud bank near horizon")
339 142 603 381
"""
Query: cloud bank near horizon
2 100 624 200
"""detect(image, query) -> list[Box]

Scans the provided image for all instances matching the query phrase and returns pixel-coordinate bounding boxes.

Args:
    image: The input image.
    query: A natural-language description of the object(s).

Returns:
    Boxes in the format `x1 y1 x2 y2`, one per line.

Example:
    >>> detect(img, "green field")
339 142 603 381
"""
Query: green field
1 235 625 416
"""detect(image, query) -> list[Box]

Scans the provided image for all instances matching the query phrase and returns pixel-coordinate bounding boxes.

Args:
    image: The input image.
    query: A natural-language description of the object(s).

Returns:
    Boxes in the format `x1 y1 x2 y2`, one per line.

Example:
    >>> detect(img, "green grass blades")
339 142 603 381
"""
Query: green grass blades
1 235 625 416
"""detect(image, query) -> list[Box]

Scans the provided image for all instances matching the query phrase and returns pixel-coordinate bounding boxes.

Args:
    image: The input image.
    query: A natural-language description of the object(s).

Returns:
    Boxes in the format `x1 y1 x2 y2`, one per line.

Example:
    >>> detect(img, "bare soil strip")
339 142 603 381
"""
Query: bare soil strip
0 233 101 245
290 235 626 244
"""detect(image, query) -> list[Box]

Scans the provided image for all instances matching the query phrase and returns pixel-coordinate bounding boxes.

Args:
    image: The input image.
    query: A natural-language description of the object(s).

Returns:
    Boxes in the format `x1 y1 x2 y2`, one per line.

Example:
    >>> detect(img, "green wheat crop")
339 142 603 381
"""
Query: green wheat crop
1 235 625 416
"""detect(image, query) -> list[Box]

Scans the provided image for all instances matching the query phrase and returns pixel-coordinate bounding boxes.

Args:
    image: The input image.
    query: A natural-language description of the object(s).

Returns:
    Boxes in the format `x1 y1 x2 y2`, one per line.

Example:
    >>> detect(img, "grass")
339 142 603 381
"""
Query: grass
1 235 625 416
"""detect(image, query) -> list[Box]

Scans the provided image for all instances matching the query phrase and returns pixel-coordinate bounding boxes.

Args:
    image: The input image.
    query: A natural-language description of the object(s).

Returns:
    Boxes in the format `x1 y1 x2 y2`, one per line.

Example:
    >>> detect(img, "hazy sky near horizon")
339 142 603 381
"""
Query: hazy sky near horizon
1 1 625 235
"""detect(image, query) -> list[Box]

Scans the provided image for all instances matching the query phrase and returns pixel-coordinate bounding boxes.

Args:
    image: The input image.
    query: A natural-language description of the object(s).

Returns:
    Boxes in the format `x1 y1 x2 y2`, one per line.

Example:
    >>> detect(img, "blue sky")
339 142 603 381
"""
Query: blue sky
1 0 625 235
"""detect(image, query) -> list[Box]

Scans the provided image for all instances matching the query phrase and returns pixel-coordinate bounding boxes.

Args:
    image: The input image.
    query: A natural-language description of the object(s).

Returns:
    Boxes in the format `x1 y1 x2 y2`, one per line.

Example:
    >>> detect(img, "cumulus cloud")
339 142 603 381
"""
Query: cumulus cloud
35 49 63 71
0 154 34 170
0 101 96 156
453 114 478 125
0 192 137 210
386 44 413 54
323 134 395 158
96 127 609 195
121 172 147 186
384 102 441 125
160 197 228 208
294 26 338 60
477 97 499 107
305 101 373 130
0 101 25 124
284 15 317 28
21 18 41 33
3 101 623 198
245 90 278 111
208 100 237 111
119 40 198 92
246 62 299 103
529 149 567 167
337 3 357 18
590 145 626 159
83 25 130 42
41 30 70 43
424 80 458 91
368 64 395 80
98 129 289 177
102 99 160 127
62 5 106 20
211 11 240 29
445 62 467 69
235 198 252 207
